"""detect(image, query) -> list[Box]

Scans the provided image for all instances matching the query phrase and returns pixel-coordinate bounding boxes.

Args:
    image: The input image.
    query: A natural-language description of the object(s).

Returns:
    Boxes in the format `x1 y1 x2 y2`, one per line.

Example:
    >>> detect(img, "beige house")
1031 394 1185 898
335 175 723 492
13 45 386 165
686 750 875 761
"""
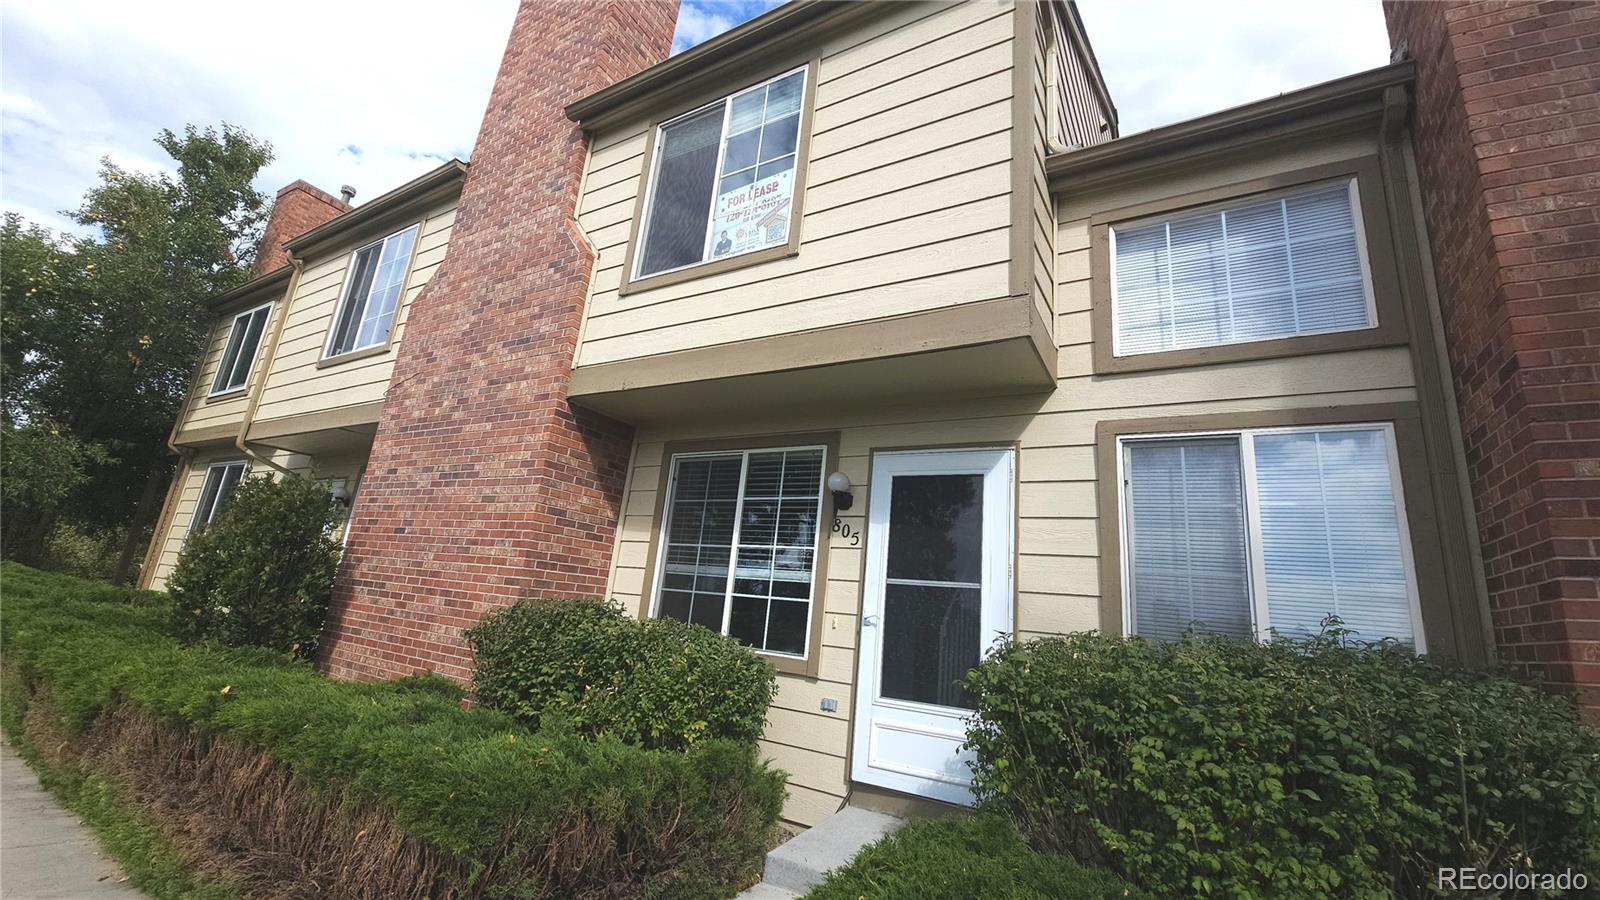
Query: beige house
144 0 1492 828
142 164 464 588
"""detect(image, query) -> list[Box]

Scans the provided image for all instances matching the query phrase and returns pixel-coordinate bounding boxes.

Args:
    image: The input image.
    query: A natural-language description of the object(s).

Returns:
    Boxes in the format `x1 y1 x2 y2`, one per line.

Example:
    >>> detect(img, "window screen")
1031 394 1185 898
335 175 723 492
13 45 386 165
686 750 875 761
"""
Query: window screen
655 446 824 657
190 461 247 534
326 224 419 357
1112 180 1373 357
211 304 271 394
1123 425 1417 647
635 68 806 280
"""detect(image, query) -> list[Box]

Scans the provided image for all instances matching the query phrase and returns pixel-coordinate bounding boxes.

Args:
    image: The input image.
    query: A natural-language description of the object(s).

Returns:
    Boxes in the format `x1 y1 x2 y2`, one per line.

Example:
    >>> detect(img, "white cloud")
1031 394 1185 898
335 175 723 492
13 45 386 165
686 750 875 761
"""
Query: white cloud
1 0 518 235
1075 0 1392 135
674 4 738 52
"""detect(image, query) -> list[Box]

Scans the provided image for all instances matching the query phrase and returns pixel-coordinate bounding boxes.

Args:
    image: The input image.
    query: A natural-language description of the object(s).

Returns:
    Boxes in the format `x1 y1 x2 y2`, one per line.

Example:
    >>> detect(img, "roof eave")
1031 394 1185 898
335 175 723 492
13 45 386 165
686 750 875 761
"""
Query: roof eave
1046 61 1415 189
283 159 468 258
206 264 294 310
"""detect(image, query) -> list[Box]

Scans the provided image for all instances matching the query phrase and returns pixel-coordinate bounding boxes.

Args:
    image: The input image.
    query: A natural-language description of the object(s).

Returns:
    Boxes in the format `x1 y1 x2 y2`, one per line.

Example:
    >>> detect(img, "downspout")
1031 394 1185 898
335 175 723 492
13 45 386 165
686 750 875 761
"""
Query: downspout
235 253 304 477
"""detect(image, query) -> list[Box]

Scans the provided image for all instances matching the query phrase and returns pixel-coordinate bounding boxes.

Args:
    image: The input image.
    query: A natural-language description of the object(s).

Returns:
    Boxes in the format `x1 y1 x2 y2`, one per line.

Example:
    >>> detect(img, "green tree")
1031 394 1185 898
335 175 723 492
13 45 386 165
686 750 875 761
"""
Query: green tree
1 124 272 577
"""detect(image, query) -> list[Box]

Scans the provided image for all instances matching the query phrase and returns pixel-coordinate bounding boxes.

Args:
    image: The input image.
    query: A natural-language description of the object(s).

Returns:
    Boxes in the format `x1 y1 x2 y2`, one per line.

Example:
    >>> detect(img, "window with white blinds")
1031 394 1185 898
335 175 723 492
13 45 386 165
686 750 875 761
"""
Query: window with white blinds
1111 179 1375 357
1122 424 1421 648
653 446 825 658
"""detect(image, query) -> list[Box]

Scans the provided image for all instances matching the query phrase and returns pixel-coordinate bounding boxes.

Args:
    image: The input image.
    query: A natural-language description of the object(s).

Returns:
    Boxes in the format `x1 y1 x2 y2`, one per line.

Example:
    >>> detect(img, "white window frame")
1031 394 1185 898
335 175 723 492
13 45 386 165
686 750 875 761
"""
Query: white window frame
1116 422 1426 651
1108 176 1380 358
631 64 810 283
209 302 273 396
322 224 421 360
647 443 827 661
188 460 248 535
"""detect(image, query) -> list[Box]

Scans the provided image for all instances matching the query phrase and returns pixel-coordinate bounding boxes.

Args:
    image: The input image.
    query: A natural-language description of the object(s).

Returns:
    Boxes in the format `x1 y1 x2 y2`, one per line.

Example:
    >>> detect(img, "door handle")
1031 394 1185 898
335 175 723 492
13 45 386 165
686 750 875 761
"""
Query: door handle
863 615 880 627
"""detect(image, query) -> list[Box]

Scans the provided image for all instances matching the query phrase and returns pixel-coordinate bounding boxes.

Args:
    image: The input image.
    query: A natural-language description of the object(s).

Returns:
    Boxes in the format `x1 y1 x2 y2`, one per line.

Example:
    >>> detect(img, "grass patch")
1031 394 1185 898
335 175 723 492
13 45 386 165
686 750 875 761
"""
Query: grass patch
1 669 238 900
803 816 1145 900
1 562 785 898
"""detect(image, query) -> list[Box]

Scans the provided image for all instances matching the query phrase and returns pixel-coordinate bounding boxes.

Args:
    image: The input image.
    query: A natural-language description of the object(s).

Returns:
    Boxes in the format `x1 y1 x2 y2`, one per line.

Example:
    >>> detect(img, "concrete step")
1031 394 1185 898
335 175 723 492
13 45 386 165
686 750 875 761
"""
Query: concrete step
761 806 906 894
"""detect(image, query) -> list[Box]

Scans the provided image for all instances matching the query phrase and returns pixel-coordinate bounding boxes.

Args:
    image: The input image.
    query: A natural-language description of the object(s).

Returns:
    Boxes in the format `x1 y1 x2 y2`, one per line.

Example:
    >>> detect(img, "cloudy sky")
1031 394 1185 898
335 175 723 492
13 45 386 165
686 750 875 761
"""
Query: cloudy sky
1 0 1390 237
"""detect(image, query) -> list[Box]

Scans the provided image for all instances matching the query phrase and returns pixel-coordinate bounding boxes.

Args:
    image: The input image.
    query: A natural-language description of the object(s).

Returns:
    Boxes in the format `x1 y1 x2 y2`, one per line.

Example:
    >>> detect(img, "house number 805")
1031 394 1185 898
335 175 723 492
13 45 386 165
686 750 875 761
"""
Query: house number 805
832 518 860 546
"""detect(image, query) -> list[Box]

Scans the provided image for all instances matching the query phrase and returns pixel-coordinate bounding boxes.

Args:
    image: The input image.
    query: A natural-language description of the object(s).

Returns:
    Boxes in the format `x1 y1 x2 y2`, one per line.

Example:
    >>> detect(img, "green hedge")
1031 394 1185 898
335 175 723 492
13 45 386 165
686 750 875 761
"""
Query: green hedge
466 599 777 751
965 630 1600 898
803 815 1145 900
0 563 785 898
167 474 343 659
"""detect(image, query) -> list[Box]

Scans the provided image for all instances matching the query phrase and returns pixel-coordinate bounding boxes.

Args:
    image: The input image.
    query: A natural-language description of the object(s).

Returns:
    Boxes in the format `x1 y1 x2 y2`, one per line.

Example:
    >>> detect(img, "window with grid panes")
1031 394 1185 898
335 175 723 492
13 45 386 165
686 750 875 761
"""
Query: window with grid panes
653 446 824 657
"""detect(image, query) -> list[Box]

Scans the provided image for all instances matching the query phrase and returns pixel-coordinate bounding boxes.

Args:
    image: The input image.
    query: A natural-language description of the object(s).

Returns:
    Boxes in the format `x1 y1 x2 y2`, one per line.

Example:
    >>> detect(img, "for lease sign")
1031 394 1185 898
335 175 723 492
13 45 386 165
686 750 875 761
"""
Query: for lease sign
710 169 794 259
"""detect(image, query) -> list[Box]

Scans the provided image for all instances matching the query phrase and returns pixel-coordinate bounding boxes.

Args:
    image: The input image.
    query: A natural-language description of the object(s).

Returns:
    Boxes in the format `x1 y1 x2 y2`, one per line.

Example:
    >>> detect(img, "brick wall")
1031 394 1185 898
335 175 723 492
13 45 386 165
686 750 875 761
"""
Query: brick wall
319 0 678 682
1386 0 1600 715
255 180 349 274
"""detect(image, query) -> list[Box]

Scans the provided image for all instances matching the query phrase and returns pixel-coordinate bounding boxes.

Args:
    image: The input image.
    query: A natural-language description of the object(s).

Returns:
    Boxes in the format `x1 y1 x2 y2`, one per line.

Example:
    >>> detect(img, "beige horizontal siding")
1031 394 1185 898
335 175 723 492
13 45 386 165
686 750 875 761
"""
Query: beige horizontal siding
250 200 456 427
573 0 1019 370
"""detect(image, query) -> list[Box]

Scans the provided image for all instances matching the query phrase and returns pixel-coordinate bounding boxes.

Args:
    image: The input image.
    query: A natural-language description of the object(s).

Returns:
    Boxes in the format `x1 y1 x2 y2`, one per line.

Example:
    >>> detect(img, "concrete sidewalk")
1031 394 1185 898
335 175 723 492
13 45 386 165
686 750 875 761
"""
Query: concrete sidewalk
1 737 144 898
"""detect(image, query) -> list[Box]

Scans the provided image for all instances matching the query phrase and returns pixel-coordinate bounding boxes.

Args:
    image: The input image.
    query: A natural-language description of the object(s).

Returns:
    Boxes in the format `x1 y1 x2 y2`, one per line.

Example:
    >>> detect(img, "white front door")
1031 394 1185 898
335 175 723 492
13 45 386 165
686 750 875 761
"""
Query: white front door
851 448 1015 805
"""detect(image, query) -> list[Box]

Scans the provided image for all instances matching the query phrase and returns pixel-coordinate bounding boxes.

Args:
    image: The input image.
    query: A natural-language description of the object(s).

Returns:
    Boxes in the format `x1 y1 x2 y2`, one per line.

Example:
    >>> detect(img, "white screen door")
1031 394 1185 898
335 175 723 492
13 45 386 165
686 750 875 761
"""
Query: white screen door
851 448 1015 805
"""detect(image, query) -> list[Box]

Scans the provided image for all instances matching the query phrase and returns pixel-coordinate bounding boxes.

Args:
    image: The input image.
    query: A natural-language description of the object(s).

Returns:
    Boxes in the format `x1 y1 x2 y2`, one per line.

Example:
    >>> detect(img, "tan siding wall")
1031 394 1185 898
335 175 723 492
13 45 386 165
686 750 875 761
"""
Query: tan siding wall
1028 1 1054 342
250 201 456 428
600 131 1418 825
174 299 282 441
573 0 1019 368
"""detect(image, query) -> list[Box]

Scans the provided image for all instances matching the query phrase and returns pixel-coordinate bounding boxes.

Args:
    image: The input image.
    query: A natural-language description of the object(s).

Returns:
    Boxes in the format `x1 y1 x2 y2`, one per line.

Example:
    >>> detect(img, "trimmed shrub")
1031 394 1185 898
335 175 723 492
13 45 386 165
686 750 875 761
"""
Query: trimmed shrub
965 630 1600 898
167 474 341 659
466 598 778 751
804 815 1146 900
1 563 785 899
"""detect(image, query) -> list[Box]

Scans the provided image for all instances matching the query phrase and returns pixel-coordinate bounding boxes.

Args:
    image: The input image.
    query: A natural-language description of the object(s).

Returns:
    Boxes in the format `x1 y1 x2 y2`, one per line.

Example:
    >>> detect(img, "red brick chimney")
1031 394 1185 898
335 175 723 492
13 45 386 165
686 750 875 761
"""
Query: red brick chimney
255 180 351 274
319 0 679 682
1385 1 1600 716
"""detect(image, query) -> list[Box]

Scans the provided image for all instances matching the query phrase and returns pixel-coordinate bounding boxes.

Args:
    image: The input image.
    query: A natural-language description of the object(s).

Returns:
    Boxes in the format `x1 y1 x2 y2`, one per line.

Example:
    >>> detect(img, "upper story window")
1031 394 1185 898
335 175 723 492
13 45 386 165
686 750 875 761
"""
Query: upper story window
633 67 808 282
1120 423 1422 648
324 224 420 359
1111 179 1376 358
189 460 247 534
210 303 271 395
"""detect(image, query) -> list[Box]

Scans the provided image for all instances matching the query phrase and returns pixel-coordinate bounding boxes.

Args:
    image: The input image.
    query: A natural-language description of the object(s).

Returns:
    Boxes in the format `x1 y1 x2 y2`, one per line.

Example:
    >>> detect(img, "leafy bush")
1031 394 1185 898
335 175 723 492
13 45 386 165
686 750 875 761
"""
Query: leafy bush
1 563 785 898
39 520 132 582
805 815 1145 900
167 473 341 659
965 630 1600 898
466 598 777 751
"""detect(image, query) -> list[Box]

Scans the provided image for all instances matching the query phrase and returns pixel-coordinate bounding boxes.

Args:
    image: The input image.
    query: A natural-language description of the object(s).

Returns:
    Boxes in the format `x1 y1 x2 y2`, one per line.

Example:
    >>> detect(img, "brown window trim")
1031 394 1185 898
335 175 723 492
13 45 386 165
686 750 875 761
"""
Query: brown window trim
1093 402 1472 661
1089 156 1408 374
317 218 427 368
617 57 819 298
639 430 841 678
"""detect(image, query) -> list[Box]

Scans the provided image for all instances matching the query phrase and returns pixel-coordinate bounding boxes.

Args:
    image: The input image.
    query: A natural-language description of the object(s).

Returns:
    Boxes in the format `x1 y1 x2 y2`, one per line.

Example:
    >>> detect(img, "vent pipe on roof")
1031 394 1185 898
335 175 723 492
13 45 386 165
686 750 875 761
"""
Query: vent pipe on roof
340 185 357 203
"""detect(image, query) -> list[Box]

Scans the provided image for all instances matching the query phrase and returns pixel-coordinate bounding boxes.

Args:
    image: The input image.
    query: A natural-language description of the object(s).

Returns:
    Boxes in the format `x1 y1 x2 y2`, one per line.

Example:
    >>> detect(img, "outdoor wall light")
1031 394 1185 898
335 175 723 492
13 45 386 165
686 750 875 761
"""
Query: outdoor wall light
826 471 853 511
